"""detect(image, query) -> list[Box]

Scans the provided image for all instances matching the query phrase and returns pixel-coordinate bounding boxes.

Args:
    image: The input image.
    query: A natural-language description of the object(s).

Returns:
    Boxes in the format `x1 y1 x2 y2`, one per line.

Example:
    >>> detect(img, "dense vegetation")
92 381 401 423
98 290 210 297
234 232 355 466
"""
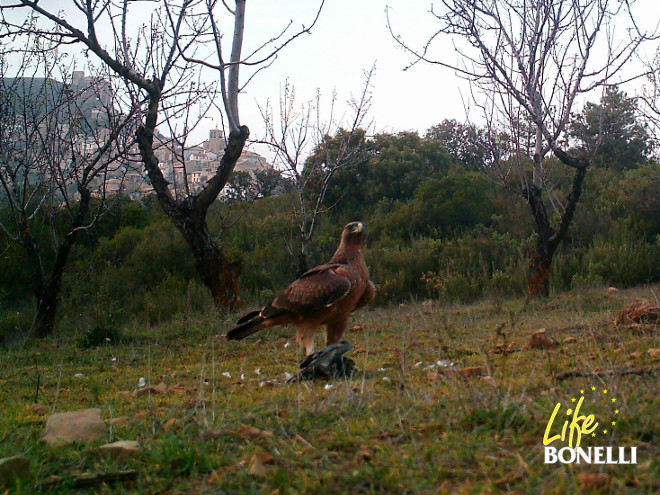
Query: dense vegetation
1 87 659 342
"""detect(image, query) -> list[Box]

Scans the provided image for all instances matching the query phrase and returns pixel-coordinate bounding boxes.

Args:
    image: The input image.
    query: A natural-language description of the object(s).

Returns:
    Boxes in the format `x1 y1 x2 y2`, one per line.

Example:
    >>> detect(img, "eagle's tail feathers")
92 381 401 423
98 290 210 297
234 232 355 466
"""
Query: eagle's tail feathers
226 314 265 341
235 310 261 325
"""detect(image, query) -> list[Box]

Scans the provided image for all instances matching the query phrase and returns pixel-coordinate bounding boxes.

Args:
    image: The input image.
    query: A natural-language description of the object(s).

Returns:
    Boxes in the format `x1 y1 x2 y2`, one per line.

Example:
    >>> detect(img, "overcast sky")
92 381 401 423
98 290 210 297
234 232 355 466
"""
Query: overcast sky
4 0 658 159
235 1 468 138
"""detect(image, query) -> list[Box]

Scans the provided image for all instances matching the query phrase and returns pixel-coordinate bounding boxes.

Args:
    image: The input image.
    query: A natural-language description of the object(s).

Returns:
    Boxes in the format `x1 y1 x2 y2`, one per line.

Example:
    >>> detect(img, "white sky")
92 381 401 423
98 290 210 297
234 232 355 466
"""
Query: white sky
237 1 467 138
3 0 659 159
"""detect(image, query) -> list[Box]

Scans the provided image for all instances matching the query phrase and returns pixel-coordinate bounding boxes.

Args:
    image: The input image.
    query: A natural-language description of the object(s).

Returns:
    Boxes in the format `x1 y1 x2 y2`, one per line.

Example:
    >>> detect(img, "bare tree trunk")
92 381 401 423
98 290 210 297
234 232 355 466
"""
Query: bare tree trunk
30 189 92 336
136 91 248 309
297 240 309 277
527 196 555 297
525 153 588 297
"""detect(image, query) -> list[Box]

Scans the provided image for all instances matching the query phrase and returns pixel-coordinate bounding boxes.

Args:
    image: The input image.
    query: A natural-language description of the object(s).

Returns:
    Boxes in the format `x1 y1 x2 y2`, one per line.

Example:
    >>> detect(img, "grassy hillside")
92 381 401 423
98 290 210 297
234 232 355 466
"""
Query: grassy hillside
1 285 658 493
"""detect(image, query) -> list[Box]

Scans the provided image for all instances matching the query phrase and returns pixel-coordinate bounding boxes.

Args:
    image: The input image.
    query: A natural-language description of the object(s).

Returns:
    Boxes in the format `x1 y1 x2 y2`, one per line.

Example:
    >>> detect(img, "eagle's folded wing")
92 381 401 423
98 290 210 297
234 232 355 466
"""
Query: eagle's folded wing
269 266 352 315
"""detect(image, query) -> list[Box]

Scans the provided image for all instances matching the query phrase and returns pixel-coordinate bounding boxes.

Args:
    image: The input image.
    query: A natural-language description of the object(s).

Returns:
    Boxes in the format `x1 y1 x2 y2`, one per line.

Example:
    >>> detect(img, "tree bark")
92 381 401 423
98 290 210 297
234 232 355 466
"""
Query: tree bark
30 189 92 337
136 91 248 310
526 180 556 298
524 153 588 298
297 250 309 278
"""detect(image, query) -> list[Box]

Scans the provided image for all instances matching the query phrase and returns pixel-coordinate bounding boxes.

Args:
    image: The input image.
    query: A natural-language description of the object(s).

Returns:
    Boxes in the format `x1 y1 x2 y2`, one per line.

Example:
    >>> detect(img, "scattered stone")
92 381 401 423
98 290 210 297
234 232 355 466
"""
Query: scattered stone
96 441 141 460
41 408 106 446
522 329 558 351
162 418 179 431
0 456 31 484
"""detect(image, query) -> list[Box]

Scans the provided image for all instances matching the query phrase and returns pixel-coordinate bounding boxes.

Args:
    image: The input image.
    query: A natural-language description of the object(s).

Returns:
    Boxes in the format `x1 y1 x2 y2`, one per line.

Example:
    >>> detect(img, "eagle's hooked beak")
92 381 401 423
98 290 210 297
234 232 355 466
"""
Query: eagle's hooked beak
348 222 364 234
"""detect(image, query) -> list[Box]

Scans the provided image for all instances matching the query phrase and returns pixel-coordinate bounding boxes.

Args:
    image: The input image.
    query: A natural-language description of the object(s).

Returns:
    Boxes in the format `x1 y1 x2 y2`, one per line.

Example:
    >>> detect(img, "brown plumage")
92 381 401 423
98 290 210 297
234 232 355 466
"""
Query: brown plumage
226 221 376 355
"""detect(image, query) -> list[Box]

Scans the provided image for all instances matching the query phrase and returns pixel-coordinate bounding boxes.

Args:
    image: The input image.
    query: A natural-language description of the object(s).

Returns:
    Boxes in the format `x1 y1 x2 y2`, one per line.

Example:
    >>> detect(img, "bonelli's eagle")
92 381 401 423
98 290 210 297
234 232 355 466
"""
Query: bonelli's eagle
226 221 376 355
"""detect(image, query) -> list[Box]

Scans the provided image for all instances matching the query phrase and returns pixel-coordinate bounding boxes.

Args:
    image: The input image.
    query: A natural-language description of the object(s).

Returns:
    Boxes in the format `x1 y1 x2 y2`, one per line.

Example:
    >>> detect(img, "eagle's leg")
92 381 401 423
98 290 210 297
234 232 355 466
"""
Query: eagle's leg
325 317 349 346
297 325 317 356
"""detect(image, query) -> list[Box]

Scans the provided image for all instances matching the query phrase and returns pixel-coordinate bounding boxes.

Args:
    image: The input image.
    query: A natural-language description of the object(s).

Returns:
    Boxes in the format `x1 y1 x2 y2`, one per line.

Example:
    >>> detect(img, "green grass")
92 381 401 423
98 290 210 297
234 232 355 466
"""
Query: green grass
1 285 658 493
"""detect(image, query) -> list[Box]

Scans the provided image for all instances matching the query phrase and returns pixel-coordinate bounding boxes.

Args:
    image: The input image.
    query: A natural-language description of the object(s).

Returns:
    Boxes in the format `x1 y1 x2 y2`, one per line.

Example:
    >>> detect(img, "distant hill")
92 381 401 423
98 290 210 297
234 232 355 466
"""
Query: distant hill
2 72 112 130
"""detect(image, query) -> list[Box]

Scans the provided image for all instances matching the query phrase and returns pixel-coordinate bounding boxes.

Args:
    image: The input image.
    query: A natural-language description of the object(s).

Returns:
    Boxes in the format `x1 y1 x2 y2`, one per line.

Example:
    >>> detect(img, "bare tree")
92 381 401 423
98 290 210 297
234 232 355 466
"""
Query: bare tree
388 0 653 297
2 0 324 308
0 40 137 338
640 48 660 151
258 67 374 275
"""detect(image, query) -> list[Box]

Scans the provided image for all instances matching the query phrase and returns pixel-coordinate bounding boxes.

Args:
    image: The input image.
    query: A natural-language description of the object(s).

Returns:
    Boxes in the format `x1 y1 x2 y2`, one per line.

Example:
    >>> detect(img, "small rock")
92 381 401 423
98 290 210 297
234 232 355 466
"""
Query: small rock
138 377 146 388
96 440 141 460
0 456 31 484
522 329 558 350
41 408 107 446
74 373 84 379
